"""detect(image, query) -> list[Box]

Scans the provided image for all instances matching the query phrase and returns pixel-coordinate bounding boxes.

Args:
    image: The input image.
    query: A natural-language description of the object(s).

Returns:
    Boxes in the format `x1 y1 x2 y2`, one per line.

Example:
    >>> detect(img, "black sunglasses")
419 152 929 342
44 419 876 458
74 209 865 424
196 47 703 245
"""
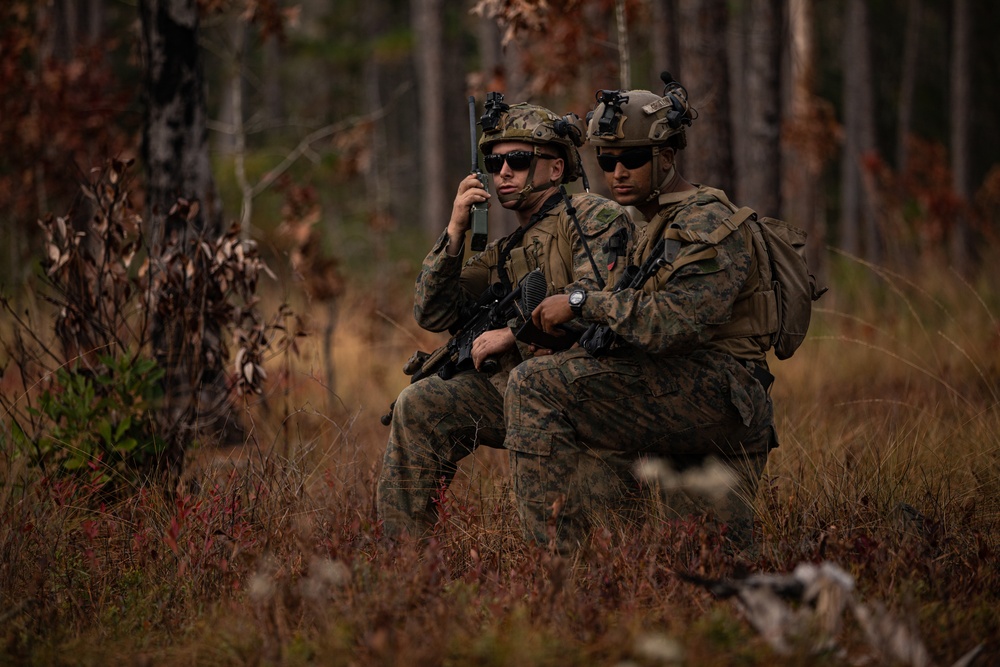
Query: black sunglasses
596 148 653 172
483 150 558 173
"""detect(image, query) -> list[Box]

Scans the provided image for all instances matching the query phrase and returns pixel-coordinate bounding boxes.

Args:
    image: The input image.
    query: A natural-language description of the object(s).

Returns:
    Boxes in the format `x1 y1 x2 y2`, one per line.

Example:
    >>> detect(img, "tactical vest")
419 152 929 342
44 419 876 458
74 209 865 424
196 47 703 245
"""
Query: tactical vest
493 193 628 295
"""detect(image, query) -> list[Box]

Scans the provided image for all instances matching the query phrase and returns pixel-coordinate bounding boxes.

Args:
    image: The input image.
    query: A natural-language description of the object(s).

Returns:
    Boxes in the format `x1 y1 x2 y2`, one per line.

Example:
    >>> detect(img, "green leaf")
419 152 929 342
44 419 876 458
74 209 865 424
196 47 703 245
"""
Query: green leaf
63 456 86 470
115 416 132 440
11 418 31 447
98 420 112 446
115 437 138 453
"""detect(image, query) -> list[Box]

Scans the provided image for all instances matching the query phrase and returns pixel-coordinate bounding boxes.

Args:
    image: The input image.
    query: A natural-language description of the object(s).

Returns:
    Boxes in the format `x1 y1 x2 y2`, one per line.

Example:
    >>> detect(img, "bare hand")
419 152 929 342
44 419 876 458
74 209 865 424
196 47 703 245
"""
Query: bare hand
472 327 515 369
446 174 490 251
531 295 574 333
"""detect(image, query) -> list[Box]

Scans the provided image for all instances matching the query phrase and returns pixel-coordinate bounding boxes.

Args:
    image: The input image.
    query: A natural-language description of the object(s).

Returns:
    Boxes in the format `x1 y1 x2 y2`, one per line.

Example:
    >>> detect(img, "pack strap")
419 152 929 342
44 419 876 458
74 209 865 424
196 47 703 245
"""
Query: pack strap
729 206 757 228
657 205 757 246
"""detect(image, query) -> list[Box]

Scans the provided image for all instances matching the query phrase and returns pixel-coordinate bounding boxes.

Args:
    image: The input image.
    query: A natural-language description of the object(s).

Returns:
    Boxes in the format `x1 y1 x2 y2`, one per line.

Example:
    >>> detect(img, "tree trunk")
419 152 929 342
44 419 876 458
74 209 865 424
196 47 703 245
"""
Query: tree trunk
262 37 284 125
44 0 105 57
215 15 246 157
362 2 392 317
477 11 503 84
781 0 826 281
741 0 782 215
411 0 447 238
676 0 732 193
949 0 973 273
139 0 229 469
727 1 749 205
650 0 679 84
839 0 877 259
139 0 222 243
86 0 104 44
896 0 922 173
44 0 76 60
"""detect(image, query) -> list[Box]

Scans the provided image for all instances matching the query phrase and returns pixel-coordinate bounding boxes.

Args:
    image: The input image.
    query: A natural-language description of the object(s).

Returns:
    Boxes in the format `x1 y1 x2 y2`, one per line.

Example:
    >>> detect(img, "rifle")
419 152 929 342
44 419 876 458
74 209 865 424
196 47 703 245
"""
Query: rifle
381 270 547 425
578 231 675 356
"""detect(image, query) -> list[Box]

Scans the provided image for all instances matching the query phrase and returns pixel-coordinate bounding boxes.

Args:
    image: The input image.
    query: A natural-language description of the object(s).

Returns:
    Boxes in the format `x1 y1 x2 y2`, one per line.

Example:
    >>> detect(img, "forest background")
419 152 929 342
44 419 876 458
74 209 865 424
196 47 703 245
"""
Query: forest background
1 0 999 665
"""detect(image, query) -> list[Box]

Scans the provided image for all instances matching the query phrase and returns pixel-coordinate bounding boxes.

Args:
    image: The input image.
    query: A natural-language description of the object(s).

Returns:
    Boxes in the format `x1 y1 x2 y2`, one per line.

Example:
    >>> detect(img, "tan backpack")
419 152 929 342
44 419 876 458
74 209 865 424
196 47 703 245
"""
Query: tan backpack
728 207 827 359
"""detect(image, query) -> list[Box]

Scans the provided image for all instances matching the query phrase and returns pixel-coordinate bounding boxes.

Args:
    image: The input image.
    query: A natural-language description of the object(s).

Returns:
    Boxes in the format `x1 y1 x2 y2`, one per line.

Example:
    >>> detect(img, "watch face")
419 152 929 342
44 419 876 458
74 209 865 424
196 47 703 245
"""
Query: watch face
569 290 585 306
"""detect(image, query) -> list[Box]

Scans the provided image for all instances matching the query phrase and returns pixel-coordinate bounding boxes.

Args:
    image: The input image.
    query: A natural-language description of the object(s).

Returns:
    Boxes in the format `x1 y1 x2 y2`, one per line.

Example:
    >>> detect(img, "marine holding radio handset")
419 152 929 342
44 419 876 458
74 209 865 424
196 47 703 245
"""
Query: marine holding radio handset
376 92 632 541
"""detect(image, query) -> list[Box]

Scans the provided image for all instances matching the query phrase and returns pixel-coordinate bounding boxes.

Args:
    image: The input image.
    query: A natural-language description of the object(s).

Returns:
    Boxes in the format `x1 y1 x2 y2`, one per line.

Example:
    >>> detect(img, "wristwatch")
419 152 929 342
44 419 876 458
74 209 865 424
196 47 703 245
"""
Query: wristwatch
568 289 587 317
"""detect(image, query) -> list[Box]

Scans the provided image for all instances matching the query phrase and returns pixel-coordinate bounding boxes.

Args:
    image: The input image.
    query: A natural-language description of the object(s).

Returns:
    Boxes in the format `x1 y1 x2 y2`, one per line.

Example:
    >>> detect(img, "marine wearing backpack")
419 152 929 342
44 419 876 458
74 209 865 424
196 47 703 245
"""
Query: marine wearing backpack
504 73 825 554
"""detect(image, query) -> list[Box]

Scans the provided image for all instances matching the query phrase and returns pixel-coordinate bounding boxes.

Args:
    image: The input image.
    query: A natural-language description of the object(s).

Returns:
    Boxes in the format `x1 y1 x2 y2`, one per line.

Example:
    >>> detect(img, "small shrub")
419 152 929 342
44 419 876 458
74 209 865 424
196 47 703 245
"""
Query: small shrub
1 157 291 485
19 353 164 482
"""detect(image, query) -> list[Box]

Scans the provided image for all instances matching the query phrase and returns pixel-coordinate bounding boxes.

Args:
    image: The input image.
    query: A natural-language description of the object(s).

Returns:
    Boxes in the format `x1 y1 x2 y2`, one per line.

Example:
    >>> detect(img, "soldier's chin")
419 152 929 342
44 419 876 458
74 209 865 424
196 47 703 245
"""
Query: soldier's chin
497 192 525 208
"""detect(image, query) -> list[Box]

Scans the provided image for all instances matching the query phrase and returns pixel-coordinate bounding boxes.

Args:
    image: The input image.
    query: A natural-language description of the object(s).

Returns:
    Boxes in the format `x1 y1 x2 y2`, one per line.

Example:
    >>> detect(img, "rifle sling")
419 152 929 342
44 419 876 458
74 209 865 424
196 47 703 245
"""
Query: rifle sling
560 185 606 290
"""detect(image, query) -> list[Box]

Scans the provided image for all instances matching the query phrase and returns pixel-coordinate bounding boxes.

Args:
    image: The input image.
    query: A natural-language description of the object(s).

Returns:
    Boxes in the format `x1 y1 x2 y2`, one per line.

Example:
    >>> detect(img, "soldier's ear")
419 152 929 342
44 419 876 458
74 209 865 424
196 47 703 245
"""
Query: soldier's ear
659 147 676 173
550 156 565 182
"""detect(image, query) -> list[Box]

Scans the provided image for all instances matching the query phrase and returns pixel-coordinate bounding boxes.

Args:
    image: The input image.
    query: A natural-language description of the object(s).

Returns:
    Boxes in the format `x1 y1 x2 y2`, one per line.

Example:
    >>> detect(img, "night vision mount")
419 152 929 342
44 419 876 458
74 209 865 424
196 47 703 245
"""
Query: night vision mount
480 91 509 132
592 89 630 137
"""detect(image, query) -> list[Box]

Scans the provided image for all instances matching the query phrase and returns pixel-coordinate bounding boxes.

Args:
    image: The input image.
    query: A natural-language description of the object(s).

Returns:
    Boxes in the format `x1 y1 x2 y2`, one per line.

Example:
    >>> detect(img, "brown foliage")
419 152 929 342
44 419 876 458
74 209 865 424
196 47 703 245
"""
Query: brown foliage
39 158 143 368
471 0 629 97
276 177 344 303
860 137 979 268
2 159 294 479
0 3 137 271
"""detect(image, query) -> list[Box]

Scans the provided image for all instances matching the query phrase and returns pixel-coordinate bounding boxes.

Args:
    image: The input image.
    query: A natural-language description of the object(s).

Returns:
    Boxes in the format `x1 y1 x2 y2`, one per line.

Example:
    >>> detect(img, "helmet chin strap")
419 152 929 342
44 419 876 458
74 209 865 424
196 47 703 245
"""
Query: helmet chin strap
502 186 555 212
497 152 560 210
642 146 675 203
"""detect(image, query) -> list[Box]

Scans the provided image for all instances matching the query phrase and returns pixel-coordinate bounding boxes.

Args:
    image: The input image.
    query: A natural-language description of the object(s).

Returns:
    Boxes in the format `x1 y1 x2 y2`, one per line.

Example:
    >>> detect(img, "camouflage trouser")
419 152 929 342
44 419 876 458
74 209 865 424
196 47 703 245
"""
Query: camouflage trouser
377 370 506 538
504 346 775 553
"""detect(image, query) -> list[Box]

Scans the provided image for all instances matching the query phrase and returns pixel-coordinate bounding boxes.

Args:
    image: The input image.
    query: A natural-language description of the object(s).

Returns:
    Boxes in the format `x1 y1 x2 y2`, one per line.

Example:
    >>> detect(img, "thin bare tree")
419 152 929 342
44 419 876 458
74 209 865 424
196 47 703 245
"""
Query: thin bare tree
728 1 749 203
949 0 973 273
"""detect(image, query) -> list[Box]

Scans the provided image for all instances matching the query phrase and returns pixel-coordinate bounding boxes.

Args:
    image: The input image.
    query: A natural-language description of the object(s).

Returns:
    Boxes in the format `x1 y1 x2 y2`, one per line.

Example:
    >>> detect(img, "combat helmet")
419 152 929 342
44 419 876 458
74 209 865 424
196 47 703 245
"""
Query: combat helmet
478 93 587 186
586 71 695 150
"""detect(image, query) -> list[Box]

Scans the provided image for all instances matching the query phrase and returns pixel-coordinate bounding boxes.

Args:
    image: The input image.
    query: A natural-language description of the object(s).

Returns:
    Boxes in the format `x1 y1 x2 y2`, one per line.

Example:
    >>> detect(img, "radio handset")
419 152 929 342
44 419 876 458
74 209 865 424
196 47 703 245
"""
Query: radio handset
468 95 489 251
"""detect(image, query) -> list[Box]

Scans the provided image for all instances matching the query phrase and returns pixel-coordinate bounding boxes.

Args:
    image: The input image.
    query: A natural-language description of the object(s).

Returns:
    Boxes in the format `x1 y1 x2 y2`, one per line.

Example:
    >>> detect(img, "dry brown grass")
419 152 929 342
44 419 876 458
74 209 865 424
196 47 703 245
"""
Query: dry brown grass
2 249 998 665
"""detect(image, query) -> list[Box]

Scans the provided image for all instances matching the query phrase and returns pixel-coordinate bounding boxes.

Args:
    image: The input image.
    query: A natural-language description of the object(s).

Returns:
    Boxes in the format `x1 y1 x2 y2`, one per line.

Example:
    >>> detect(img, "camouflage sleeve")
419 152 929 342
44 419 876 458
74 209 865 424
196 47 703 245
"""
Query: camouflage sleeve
413 229 500 333
581 205 752 355
560 193 634 293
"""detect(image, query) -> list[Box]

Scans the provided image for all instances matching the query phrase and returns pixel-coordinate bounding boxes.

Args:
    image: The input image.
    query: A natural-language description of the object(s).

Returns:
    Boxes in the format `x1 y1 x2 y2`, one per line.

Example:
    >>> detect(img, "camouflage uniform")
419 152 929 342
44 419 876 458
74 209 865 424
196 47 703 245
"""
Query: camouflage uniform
505 82 777 553
378 191 631 538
